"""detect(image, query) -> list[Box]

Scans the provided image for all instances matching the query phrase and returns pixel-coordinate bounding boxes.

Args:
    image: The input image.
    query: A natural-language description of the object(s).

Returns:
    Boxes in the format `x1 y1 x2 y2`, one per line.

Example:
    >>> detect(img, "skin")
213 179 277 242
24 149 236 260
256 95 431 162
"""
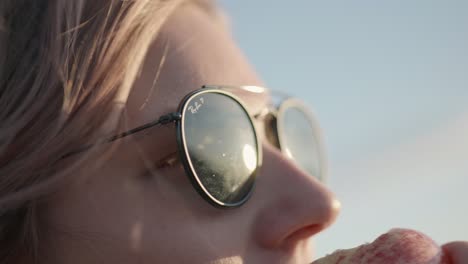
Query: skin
443 242 468 264
41 3 340 264
38 3 468 264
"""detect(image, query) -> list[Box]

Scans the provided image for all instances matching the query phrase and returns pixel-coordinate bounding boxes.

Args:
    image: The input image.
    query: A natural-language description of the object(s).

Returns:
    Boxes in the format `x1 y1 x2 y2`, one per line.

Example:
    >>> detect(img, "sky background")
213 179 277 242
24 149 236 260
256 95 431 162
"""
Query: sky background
219 0 468 259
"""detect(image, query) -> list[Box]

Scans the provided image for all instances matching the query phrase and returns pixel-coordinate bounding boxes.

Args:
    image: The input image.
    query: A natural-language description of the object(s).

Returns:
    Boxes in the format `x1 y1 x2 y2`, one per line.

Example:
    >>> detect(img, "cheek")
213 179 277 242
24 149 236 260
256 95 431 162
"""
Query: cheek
41 160 232 263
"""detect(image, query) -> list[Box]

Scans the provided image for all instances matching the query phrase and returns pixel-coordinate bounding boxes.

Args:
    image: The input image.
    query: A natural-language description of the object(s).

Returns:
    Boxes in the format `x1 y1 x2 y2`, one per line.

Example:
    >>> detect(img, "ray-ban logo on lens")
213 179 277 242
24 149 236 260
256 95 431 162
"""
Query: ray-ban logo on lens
188 97 204 114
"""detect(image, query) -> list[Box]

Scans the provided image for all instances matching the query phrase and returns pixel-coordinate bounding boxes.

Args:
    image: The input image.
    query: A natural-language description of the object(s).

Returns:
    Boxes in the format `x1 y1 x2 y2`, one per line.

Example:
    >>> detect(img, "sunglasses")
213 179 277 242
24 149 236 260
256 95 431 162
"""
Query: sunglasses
61 85 327 208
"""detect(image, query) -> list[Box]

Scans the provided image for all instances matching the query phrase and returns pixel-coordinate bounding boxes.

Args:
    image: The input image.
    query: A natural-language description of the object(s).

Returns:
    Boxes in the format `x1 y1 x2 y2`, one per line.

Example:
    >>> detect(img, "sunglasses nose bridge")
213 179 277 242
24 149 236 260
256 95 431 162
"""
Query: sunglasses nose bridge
252 106 280 149
261 113 281 150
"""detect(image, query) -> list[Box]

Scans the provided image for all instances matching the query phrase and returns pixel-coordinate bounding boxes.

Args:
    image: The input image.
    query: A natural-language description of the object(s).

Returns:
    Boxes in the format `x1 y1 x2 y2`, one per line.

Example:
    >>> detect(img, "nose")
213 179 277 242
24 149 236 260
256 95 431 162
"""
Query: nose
252 143 341 250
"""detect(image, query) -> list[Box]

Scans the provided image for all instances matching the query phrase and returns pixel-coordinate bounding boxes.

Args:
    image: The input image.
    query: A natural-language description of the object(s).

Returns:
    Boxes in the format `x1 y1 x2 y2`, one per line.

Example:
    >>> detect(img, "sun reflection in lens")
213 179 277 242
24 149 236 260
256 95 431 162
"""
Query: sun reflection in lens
242 144 257 171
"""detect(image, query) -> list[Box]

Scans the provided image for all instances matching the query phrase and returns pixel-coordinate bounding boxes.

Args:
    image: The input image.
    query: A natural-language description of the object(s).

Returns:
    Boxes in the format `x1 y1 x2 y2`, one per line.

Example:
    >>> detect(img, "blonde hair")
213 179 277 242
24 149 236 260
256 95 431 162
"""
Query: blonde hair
0 0 217 262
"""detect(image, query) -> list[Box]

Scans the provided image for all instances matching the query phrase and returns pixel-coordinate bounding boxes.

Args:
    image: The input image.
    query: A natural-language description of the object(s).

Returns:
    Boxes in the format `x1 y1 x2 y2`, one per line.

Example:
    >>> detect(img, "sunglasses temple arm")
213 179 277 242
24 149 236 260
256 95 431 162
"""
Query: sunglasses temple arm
58 112 182 160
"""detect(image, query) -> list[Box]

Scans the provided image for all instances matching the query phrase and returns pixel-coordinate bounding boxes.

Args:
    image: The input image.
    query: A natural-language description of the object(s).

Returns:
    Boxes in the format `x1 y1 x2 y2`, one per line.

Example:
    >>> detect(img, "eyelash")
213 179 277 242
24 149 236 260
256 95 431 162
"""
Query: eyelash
152 151 180 169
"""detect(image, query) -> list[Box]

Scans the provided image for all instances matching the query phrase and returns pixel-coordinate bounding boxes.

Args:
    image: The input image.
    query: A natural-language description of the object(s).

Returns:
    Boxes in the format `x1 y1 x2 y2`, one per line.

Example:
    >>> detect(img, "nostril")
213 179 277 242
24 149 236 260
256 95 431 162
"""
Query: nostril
282 224 324 250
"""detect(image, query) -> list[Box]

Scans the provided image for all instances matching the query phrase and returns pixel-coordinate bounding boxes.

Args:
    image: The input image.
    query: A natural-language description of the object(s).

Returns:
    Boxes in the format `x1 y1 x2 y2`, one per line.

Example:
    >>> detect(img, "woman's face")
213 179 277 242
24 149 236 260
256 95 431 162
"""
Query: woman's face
43 4 340 264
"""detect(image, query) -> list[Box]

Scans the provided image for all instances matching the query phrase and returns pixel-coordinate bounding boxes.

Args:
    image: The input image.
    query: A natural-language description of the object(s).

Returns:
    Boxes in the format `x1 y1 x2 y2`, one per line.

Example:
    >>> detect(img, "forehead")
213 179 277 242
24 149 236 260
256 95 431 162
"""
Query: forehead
124 4 268 130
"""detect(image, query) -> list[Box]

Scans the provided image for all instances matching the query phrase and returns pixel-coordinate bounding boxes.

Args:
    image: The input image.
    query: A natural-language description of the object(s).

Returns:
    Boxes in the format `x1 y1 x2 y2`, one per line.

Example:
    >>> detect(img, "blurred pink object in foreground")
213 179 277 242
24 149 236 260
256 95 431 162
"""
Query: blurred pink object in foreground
312 228 450 264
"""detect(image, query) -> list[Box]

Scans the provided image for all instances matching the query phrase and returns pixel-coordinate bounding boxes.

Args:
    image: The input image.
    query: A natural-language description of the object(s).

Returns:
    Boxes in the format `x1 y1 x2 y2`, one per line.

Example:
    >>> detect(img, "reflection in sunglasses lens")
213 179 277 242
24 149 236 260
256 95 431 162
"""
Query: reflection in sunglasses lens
182 92 258 205
281 106 322 181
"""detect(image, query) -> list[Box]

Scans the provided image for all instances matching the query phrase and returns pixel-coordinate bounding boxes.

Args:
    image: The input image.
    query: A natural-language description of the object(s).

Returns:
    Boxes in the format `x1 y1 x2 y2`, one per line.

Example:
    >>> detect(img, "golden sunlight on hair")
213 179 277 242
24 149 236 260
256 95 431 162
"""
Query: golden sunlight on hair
0 0 224 262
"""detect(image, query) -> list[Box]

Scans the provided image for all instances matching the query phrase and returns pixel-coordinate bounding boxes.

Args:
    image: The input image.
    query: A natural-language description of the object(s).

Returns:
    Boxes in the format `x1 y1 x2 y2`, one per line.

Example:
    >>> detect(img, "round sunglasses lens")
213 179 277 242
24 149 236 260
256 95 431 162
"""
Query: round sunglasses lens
281 107 323 180
182 92 259 205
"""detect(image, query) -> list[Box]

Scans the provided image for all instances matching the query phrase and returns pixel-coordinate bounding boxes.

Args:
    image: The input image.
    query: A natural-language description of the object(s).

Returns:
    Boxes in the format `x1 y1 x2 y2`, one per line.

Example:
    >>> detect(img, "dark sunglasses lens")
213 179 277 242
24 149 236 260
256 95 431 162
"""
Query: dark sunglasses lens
182 92 259 206
281 107 323 180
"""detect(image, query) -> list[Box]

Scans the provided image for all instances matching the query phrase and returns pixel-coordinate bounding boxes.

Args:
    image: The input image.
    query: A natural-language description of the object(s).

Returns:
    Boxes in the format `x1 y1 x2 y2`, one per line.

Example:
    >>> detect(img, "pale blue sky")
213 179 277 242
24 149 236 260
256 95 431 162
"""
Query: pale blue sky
220 0 468 259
